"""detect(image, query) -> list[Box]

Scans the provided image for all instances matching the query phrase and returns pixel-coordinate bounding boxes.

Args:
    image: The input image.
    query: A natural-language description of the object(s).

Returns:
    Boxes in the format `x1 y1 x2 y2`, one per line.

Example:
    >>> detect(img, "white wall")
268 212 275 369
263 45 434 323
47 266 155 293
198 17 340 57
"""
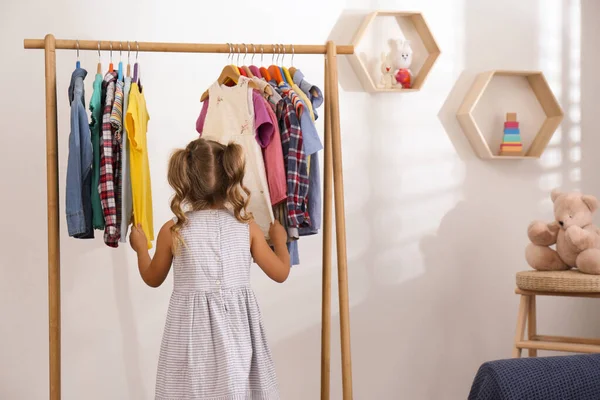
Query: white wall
1 0 597 399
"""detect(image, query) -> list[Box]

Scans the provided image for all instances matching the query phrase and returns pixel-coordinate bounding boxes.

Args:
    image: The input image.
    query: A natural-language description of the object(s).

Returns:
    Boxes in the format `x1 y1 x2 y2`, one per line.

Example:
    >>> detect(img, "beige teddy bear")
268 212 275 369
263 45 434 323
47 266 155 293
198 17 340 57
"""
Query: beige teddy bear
526 189 600 275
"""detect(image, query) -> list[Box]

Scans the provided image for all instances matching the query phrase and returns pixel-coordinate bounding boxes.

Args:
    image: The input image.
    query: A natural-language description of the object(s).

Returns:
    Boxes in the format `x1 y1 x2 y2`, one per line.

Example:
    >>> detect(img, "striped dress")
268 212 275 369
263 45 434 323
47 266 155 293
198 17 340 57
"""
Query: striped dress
156 210 279 400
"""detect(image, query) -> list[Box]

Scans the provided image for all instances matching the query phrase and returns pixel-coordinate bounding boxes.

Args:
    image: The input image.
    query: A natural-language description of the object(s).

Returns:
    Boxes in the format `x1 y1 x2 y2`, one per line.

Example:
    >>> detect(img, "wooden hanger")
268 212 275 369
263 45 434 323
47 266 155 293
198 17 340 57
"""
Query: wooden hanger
268 45 283 84
249 44 262 78
201 65 262 102
250 76 273 97
241 44 254 78
201 45 269 102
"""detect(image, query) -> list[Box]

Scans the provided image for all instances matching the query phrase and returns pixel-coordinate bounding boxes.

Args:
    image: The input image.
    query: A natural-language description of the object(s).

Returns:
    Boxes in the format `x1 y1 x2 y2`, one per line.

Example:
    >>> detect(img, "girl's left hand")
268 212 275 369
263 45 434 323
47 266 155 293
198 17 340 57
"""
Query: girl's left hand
130 224 148 253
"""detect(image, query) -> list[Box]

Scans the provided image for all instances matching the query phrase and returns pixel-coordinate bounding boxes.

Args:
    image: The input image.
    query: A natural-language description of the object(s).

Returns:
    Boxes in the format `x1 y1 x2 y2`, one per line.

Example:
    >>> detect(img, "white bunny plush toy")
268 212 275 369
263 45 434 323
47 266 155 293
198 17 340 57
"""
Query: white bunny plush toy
395 40 413 88
379 52 397 89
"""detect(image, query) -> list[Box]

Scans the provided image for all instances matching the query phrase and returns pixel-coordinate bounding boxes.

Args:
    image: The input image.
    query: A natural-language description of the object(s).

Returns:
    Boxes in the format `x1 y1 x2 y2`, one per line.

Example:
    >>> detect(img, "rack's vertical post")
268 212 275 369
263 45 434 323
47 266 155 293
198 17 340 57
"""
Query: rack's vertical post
326 40 353 399
44 33 61 400
320 48 333 400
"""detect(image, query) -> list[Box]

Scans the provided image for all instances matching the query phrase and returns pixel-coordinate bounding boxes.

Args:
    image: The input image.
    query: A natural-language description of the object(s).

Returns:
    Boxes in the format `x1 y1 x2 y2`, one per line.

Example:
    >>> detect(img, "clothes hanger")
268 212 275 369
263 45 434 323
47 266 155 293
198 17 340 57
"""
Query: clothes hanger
228 43 240 75
133 42 143 91
236 45 247 77
249 44 262 78
268 45 283 84
96 41 102 74
241 44 254 78
259 45 272 82
135 42 143 93
288 45 297 78
200 44 261 102
117 42 124 81
109 42 114 72
133 42 139 82
75 40 81 69
246 45 273 97
278 44 287 83
126 42 131 77
281 45 294 84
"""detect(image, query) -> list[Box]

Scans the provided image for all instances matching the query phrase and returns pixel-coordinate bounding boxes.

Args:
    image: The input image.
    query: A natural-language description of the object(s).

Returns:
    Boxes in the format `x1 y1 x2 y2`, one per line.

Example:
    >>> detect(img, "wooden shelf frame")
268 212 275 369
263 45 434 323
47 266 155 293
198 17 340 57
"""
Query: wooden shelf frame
348 11 441 93
457 70 564 160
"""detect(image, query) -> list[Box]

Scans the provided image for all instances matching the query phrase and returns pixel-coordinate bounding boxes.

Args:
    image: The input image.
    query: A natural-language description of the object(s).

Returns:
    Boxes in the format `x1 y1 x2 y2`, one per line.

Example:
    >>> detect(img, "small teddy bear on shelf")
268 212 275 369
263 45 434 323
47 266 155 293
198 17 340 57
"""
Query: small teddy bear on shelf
395 40 413 89
526 189 600 275
379 52 396 89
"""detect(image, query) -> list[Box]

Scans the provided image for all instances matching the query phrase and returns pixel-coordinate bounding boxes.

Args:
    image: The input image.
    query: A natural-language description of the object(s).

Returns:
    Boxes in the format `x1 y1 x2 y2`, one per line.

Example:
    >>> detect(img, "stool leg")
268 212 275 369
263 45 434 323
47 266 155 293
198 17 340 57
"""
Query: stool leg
527 296 537 357
512 295 529 358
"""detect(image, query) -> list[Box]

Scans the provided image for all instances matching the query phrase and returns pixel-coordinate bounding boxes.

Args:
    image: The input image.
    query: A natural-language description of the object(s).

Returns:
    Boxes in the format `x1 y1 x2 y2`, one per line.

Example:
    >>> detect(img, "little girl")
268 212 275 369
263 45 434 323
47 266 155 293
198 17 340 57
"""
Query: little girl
129 138 290 400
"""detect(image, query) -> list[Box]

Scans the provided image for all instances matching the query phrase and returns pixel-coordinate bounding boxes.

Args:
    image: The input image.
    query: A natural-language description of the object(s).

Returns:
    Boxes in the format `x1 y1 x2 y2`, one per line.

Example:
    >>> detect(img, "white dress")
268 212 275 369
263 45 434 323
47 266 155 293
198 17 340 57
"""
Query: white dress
155 210 279 399
202 77 274 237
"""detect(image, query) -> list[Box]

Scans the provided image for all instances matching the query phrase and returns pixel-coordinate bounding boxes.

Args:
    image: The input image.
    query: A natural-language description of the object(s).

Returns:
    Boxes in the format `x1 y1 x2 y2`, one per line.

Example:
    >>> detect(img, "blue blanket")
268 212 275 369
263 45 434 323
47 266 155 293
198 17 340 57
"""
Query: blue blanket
469 355 600 400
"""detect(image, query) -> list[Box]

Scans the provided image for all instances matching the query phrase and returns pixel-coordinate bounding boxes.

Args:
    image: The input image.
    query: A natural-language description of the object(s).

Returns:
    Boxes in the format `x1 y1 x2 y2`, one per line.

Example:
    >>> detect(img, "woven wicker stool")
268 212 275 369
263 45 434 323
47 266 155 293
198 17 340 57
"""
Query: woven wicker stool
513 270 600 357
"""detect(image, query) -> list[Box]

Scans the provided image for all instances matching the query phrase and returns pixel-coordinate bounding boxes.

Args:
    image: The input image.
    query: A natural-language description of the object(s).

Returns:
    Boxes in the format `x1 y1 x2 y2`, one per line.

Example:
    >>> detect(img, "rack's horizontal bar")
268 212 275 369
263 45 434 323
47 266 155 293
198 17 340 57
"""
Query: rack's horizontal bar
23 38 354 55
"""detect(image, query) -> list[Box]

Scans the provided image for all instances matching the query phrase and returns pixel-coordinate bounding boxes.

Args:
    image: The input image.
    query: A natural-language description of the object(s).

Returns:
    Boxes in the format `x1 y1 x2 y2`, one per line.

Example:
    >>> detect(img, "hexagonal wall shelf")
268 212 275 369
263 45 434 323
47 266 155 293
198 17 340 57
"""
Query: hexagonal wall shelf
457 70 564 160
349 11 441 93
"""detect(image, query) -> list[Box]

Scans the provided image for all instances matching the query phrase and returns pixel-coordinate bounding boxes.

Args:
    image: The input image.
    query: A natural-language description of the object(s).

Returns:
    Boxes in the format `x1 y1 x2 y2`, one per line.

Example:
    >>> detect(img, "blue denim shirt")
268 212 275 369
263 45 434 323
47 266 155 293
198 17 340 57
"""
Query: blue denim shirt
66 68 94 238
294 72 323 237
299 155 321 236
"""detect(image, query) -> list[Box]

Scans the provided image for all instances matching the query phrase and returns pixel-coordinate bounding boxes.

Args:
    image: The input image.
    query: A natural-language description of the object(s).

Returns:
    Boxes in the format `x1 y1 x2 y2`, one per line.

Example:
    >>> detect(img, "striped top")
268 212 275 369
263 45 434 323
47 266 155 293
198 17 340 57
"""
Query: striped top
110 79 124 139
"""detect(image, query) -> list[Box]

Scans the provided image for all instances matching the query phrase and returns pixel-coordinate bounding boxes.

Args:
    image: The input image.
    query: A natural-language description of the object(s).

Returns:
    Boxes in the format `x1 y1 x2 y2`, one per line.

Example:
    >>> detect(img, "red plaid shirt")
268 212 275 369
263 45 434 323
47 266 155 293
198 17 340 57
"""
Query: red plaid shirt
99 71 121 247
276 95 310 228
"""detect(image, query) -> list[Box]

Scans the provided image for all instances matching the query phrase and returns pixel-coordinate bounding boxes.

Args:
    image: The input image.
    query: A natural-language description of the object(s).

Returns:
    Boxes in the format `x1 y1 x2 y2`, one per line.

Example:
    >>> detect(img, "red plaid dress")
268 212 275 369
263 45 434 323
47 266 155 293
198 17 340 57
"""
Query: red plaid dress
99 71 121 247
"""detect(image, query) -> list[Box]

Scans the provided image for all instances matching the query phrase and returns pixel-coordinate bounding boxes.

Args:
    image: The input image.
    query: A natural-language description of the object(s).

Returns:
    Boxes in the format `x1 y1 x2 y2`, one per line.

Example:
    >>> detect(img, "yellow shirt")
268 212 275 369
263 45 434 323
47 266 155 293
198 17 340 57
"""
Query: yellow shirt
125 83 154 248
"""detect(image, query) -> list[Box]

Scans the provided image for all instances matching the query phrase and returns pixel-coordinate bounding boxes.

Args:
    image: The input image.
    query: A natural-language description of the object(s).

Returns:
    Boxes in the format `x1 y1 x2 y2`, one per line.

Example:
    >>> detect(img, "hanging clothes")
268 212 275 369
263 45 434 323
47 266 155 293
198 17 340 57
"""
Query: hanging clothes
196 91 276 152
110 78 125 242
99 71 121 247
275 81 323 236
125 82 154 248
293 73 324 236
89 72 105 230
119 76 134 242
274 92 310 229
293 69 323 120
200 77 274 238
253 91 286 206
251 77 281 109
283 68 315 121
249 65 261 78
66 67 94 238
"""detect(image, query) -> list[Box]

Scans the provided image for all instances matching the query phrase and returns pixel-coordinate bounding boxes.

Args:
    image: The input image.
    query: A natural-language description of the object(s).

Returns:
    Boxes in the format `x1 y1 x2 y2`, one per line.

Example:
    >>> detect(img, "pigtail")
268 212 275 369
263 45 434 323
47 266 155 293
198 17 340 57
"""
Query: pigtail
167 148 191 252
222 142 252 223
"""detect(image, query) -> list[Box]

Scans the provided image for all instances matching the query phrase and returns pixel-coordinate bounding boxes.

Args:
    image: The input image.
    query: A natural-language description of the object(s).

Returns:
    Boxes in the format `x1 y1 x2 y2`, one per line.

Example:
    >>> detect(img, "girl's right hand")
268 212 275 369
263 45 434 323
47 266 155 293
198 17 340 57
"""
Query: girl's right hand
269 221 288 247
130 224 148 253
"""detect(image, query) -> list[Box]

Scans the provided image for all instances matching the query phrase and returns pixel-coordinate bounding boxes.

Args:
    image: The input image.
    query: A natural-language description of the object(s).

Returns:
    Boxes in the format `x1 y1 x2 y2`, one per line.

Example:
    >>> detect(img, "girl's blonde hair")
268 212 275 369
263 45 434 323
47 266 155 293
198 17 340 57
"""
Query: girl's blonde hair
167 138 252 250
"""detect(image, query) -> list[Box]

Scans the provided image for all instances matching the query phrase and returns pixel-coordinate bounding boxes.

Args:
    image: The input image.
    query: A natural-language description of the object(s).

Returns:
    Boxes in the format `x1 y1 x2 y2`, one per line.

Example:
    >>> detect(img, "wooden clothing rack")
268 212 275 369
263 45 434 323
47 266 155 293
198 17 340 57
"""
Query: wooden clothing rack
23 35 355 400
